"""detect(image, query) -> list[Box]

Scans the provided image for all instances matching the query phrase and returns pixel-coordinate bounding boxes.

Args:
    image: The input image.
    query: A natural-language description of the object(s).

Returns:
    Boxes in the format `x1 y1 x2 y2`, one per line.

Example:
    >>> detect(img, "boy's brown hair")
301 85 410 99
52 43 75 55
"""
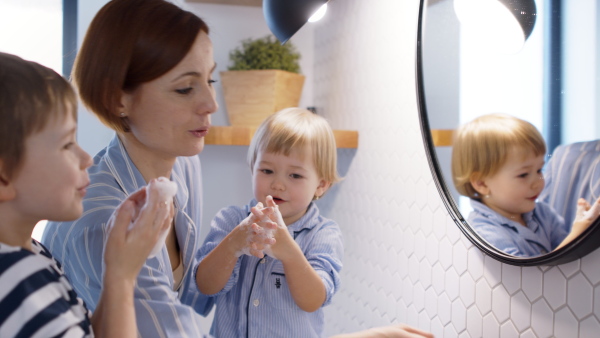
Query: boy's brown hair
452 113 546 198
0 52 77 181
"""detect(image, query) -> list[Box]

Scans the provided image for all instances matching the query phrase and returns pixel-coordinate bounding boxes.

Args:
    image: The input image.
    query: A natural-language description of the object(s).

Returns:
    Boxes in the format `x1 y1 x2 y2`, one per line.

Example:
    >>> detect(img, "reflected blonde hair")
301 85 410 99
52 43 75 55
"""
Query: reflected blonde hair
248 108 341 197
451 113 546 198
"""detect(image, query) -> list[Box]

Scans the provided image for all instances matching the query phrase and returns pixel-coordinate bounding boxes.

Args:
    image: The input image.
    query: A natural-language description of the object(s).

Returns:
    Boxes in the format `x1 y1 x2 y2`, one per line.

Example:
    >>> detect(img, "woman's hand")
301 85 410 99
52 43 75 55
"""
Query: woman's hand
330 324 434 338
555 197 600 252
573 197 600 233
104 179 173 283
93 179 173 338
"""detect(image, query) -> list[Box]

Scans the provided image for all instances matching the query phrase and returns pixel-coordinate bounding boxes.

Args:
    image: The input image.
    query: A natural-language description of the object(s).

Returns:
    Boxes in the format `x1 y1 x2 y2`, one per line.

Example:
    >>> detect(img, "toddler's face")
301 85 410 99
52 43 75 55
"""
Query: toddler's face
252 146 328 225
480 149 545 223
11 112 92 222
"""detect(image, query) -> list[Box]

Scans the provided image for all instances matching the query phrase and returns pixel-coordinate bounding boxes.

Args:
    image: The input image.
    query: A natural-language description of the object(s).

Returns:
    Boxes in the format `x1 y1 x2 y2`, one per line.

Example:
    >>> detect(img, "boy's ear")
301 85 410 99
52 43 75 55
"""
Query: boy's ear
469 172 489 196
315 179 331 199
0 163 16 202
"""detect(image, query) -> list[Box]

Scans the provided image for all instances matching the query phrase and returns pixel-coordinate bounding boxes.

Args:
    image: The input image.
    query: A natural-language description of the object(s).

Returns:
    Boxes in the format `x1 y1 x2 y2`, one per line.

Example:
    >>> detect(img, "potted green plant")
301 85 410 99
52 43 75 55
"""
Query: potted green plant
221 35 305 126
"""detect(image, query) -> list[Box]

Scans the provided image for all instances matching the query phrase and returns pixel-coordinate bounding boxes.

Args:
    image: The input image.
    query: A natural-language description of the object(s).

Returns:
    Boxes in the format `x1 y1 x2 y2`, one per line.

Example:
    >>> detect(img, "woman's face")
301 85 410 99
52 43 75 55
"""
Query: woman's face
121 30 218 158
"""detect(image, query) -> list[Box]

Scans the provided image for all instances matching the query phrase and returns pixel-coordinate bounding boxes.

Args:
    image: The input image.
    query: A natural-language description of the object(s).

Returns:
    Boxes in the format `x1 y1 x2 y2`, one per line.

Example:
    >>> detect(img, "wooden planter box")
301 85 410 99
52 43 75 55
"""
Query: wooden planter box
220 69 305 126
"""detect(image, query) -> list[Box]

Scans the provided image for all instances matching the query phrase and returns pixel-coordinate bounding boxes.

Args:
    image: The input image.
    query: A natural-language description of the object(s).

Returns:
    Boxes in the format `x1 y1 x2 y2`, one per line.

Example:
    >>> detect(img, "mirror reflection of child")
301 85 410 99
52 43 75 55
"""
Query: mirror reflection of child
196 108 344 337
451 113 600 257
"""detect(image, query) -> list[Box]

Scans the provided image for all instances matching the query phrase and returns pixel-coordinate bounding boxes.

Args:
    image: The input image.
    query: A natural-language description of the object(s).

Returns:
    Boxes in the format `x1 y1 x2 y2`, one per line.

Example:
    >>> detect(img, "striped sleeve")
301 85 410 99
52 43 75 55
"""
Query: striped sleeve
0 241 92 338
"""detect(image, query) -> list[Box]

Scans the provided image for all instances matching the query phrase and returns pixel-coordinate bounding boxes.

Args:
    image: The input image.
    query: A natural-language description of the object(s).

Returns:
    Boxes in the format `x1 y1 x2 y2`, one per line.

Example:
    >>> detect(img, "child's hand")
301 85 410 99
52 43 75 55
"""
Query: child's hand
573 197 600 232
262 195 296 260
233 202 277 258
264 195 286 227
104 180 173 283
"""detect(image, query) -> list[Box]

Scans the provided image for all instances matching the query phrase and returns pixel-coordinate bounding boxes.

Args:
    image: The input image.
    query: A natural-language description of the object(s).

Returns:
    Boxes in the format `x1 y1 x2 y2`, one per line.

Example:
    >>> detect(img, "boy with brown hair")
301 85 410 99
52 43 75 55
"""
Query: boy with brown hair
0 52 171 337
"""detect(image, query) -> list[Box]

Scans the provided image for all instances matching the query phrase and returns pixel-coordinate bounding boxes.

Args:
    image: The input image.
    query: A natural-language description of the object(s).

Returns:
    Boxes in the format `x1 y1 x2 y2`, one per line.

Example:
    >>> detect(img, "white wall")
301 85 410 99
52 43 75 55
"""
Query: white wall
314 1 600 337
76 0 114 156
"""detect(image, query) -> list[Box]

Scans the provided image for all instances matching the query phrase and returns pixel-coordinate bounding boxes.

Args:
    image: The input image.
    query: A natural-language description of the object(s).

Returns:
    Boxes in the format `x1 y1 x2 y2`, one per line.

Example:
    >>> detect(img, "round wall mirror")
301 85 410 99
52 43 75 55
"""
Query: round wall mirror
417 0 600 265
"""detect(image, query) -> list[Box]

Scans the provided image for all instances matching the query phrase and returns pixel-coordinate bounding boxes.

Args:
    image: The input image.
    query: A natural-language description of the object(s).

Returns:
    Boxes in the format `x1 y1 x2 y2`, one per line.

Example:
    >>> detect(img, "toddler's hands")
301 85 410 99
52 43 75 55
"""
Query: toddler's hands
264 195 286 228
262 195 294 260
234 202 277 258
104 180 173 283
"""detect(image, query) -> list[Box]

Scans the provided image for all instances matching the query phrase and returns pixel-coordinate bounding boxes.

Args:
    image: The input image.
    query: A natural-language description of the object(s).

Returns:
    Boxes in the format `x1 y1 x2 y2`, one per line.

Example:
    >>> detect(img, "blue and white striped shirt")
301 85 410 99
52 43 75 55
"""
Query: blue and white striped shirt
468 199 568 257
540 140 600 226
0 239 92 337
197 200 343 338
41 135 213 337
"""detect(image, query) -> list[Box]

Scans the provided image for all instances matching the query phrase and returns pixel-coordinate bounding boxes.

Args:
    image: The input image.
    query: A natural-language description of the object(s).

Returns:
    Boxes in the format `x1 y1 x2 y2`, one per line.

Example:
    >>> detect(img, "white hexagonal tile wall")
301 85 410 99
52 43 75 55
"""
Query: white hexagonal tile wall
580 316 600 338
567 273 593 319
581 248 600 284
554 307 578 338
475 279 492 316
544 268 568 310
510 291 532 332
451 299 467 333
500 320 519 338
521 266 543 302
482 312 500 338
530 299 554 338
491 285 511 323
437 293 452 325
466 305 483 337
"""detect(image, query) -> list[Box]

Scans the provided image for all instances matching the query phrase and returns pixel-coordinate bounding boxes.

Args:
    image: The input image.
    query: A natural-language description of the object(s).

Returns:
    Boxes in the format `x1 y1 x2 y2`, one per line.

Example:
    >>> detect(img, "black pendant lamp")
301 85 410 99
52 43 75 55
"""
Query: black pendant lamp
263 0 329 44
498 0 537 40
454 0 537 53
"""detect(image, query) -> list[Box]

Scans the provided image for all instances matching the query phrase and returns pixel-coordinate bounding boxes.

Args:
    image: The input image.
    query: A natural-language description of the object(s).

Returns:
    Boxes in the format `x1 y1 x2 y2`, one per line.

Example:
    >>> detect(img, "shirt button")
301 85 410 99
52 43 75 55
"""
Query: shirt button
253 299 260 307
260 258 266 264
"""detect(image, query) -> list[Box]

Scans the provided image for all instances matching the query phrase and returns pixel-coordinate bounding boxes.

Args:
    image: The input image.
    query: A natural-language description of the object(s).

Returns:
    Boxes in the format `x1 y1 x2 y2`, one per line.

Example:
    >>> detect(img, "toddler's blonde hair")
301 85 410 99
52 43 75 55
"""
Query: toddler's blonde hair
451 113 546 198
248 108 341 197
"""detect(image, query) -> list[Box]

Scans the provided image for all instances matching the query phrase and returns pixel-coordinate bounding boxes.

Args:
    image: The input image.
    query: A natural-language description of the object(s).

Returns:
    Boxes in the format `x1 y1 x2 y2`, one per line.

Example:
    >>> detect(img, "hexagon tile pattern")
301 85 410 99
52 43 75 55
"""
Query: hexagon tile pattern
313 1 600 337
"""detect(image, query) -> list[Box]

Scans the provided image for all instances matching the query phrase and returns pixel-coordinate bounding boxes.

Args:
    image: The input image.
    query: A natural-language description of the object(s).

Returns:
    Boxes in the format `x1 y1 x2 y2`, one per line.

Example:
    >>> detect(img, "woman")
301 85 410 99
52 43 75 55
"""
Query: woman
42 0 432 337
42 0 220 336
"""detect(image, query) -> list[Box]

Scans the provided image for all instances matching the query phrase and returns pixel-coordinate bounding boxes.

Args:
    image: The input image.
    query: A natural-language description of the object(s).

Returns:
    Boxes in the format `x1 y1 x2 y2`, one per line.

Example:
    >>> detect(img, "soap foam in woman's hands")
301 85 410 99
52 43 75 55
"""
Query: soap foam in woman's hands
142 177 177 257
150 177 178 203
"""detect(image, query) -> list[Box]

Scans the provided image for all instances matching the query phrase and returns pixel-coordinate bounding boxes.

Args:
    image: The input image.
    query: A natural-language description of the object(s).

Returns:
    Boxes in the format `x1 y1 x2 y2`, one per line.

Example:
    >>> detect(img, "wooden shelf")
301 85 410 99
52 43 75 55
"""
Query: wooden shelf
431 129 454 147
185 0 261 6
205 126 359 148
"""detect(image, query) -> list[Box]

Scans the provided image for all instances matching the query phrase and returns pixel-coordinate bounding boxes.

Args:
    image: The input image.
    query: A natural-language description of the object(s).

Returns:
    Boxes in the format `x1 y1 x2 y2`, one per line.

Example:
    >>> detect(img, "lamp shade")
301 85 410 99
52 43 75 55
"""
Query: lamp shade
454 0 537 53
499 0 536 40
263 0 329 44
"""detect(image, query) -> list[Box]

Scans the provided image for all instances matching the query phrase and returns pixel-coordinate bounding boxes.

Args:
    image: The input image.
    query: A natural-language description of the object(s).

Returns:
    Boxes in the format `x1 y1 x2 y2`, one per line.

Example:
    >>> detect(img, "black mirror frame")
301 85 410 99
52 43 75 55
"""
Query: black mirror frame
415 0 600 266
